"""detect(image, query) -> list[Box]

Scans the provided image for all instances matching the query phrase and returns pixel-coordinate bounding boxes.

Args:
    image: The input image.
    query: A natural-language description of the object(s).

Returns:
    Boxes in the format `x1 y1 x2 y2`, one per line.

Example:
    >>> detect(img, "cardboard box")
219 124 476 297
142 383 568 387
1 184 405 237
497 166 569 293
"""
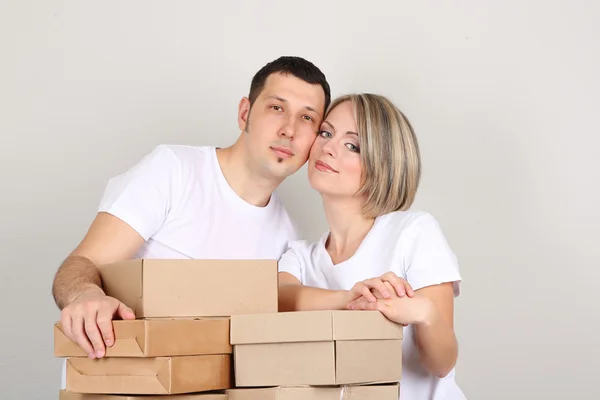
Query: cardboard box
55 318 231 357
59 390 227 399
99 259 277 318
65 355 231 394
227 383 400 400
231 311 403 387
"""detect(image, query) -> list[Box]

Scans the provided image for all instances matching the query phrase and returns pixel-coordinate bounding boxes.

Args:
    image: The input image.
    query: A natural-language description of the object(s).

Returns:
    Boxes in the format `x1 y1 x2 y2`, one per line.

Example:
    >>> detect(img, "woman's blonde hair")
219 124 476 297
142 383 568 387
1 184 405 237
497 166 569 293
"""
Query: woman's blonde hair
327 94 421 218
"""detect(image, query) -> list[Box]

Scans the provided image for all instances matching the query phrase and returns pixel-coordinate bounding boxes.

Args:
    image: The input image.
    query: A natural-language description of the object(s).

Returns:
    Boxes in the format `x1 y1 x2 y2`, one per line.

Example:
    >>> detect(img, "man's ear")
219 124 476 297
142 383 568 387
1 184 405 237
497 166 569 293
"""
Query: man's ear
238 97 251 132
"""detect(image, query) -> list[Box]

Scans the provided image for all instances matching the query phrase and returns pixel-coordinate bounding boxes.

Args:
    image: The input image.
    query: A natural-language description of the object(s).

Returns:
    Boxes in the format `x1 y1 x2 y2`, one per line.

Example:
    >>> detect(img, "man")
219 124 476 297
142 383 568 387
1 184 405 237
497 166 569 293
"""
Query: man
52 56 331 360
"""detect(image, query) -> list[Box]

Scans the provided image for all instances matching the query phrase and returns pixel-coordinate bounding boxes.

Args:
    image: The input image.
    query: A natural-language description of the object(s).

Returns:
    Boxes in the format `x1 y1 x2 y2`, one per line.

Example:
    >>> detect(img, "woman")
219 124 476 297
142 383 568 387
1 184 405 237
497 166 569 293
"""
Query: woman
278 94 465 400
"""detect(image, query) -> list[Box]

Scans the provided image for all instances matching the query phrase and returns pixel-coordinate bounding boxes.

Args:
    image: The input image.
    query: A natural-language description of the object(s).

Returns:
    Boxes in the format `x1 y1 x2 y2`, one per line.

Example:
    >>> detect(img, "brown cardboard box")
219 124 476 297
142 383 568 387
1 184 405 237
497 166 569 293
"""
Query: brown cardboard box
65 355 231 394
227 383 400 400
55 318 231 357
59 390 227 399
99 259 277 318
231 310 403 387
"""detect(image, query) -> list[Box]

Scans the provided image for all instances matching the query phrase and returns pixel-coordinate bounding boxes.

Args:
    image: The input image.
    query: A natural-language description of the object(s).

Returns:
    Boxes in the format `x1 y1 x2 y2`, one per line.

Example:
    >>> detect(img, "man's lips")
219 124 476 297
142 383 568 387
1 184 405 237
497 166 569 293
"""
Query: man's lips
271 146 294 158
315 160 338 173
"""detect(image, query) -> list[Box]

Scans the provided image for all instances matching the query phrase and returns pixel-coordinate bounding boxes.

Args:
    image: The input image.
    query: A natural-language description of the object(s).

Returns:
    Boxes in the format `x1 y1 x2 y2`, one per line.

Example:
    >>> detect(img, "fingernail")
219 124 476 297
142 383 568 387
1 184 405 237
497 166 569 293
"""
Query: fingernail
96 350 104 358
88 353 95 359
105 339 113 346
384 292 390 298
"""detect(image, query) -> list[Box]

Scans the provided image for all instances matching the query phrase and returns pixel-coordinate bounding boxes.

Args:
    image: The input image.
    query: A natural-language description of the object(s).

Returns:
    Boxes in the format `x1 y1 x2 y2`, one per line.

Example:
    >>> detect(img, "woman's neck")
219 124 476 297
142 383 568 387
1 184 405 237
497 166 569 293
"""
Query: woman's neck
322 196 375 265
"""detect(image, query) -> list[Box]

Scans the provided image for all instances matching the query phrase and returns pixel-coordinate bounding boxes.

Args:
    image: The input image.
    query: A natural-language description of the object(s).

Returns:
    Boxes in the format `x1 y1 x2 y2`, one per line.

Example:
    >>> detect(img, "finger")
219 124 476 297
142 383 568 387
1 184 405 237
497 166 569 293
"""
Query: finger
359 300 381 311
363 279 390 299
357 283 377 303
71 317 95 358
96 309 115 348
348 296 369 310
84 310 106 358
117 302 135 320
382 273 408 297
60 312 73 342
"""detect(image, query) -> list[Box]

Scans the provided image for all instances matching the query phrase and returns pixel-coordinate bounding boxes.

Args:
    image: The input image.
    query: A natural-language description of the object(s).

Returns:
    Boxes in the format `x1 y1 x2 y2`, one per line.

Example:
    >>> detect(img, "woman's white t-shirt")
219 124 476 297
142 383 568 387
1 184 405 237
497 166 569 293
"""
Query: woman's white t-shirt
278 210 466 400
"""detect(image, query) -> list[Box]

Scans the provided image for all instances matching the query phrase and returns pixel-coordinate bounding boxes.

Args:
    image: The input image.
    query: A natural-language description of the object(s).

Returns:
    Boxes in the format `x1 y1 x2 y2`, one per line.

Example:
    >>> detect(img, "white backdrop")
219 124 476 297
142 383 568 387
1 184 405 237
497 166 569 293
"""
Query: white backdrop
1 1 599 399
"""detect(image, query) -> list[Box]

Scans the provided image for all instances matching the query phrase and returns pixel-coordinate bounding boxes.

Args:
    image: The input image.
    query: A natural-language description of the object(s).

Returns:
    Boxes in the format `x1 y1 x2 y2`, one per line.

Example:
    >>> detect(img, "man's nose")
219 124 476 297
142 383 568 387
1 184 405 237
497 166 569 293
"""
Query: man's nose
279 116 295 139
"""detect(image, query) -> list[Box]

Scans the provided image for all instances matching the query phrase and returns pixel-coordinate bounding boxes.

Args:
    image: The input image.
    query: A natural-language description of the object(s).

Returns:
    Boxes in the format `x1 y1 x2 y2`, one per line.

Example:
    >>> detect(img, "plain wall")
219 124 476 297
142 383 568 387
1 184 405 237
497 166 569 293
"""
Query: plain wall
1 1 599 399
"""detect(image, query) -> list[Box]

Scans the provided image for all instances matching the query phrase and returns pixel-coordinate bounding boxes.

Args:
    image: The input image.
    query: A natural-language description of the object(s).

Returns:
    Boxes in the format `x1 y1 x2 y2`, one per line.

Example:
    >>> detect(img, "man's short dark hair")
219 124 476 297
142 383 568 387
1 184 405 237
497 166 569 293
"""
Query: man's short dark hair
248 56 331 113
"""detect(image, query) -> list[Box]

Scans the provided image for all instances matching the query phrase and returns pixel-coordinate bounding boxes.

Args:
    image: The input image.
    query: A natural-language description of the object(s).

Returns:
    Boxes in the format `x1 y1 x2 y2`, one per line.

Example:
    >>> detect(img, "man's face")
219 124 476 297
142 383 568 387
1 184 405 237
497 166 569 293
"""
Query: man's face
238 72 326 180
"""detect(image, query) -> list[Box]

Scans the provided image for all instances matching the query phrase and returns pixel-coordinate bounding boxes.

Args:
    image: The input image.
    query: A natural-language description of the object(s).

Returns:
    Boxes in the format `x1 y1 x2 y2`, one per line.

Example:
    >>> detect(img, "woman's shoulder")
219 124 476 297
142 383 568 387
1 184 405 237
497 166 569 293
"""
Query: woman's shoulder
377 209 442 235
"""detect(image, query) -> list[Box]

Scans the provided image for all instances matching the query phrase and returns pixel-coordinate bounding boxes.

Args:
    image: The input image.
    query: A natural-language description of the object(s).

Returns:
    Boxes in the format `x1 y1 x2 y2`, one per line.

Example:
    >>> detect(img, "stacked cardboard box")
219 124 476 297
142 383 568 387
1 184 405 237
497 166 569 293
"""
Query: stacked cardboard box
54 258 402 399
55 259 279 399
227 310 402 399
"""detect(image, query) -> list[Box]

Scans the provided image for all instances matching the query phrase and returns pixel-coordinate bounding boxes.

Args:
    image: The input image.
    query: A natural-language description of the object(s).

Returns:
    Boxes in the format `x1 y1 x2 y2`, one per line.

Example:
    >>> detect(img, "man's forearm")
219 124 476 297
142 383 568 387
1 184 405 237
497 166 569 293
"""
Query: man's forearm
278 284 351 312
52 255 105 309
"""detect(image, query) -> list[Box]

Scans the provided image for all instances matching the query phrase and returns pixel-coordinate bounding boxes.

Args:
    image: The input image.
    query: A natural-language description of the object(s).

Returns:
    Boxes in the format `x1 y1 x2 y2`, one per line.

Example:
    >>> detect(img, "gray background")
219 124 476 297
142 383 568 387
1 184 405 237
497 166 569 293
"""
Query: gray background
1 1 599 399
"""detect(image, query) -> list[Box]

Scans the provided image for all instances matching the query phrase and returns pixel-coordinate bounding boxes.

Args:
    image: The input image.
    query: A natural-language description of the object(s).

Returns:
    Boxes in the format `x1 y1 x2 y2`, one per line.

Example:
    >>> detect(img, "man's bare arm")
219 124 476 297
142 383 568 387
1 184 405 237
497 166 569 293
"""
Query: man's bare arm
52 212 145 308
52 212 145 358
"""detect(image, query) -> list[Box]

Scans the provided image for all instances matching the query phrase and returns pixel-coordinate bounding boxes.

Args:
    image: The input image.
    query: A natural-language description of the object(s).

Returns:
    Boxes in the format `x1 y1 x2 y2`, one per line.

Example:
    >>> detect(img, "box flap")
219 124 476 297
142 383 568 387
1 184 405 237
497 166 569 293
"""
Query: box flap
231 311 333 344
332 311 403 340
147 318 231 355
141 259 277 317
66 358 169 394
170 355 231 393
99 260 144 317
59 390 228 399
55 321 145 357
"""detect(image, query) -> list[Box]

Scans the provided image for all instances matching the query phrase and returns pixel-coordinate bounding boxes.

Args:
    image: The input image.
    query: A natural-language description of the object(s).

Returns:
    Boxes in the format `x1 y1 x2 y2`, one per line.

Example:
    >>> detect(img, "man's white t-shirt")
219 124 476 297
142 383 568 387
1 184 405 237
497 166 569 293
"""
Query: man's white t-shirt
61 144 300 388
278 210 466 400
99 144 300 259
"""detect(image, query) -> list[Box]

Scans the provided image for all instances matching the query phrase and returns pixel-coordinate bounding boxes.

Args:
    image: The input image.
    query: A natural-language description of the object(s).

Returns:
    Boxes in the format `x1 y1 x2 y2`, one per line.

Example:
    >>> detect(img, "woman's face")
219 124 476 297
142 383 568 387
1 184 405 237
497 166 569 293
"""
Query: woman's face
308 101 363 197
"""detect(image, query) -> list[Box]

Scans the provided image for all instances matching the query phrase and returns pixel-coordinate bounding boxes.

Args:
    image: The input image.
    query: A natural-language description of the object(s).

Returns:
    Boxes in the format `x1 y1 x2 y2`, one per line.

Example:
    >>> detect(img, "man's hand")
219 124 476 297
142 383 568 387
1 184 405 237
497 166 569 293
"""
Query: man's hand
60 287 135 359
348 272 415 304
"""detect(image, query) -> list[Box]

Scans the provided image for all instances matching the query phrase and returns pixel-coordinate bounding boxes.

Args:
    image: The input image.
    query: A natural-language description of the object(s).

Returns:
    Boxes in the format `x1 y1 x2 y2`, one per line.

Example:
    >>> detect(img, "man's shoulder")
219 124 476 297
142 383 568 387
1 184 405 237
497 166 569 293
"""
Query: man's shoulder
154 144 215 164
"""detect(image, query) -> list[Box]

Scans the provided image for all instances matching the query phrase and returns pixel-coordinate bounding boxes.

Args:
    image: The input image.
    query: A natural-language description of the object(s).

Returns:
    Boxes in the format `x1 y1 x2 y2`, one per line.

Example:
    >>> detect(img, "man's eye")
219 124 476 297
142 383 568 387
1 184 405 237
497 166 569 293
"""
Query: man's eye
303 115 314 122
272 105 283 111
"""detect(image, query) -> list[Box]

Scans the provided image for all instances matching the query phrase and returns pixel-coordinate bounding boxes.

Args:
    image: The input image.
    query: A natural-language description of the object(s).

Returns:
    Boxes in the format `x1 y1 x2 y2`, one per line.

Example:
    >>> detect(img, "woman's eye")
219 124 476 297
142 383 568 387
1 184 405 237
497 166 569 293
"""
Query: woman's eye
318 130 332 138
345 143 360 152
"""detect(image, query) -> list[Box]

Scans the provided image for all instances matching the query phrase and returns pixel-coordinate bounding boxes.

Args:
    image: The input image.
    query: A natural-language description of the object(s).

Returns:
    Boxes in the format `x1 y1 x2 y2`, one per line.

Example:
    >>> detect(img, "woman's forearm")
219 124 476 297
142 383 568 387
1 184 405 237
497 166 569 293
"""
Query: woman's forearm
415 301 459 378
279 283 352 312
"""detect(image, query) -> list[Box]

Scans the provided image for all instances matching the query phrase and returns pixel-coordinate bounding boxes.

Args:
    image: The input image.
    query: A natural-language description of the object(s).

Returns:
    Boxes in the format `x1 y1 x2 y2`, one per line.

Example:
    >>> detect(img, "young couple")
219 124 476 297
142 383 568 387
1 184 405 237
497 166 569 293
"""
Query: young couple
52 56 465 399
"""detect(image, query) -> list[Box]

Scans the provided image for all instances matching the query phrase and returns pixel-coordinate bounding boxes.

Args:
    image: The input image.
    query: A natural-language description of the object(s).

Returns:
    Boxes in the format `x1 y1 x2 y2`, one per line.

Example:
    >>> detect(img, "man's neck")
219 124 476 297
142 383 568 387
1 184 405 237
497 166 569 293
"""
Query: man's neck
322 196 375 262
216 140 282 207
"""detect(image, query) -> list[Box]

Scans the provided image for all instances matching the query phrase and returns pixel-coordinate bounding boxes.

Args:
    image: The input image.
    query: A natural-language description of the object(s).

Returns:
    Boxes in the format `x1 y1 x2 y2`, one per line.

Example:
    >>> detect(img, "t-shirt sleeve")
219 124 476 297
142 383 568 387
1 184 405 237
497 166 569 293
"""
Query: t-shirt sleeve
278 241 304 283
98 145 180 241
402 214 462 296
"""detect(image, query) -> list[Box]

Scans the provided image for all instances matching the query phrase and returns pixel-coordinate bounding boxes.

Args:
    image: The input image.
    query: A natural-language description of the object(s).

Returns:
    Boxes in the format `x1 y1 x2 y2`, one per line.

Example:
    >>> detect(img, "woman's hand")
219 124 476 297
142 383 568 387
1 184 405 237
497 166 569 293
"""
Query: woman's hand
350 292 435 326
347 272 415 304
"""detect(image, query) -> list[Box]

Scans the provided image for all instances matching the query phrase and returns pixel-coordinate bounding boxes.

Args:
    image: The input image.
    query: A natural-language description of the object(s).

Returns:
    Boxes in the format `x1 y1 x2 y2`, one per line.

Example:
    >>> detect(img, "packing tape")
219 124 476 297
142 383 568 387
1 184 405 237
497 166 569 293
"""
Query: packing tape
339 385 349 400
